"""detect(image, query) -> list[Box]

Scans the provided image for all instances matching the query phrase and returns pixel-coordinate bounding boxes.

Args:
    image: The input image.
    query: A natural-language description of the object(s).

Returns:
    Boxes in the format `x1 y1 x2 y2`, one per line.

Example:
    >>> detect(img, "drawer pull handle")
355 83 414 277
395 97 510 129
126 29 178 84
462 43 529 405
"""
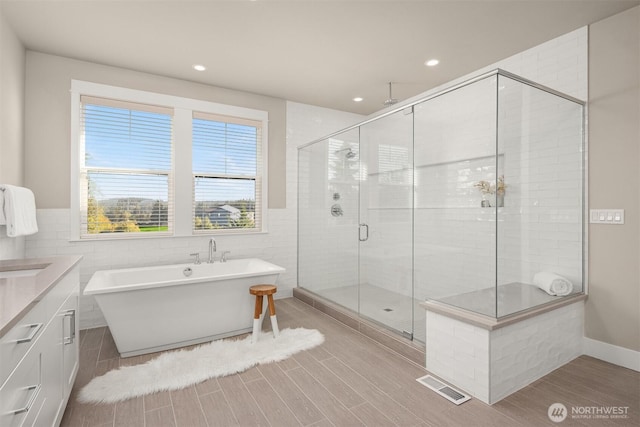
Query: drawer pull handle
63 309 76 345
15 323 43 344
12 384 41 415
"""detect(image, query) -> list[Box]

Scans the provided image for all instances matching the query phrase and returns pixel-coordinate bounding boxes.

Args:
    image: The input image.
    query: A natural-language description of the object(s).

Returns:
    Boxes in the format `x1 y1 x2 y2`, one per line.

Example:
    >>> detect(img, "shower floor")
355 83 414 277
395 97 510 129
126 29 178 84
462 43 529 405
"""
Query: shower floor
315 284 427 344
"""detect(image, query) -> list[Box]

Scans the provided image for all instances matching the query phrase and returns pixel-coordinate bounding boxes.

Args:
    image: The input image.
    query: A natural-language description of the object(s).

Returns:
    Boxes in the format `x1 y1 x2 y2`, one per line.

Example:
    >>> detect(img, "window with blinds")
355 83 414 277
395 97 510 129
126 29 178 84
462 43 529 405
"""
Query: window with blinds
192 112 262 232
79 96 173 237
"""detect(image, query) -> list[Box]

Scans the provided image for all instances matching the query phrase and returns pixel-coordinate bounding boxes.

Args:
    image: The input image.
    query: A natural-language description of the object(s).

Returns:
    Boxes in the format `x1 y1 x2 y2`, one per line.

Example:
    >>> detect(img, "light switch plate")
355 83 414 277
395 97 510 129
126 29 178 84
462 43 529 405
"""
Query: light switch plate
590 209 624 224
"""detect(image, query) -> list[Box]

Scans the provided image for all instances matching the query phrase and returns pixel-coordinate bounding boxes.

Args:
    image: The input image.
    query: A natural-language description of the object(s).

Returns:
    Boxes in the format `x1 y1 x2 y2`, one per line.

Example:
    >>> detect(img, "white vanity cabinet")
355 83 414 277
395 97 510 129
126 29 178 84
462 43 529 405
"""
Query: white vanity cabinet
60 292 79 400
0 261 80 427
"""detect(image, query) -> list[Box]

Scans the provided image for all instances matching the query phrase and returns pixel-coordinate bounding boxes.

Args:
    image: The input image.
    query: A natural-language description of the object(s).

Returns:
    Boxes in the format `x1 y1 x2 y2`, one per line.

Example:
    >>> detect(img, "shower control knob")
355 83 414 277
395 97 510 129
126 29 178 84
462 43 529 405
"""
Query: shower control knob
331 204 344 217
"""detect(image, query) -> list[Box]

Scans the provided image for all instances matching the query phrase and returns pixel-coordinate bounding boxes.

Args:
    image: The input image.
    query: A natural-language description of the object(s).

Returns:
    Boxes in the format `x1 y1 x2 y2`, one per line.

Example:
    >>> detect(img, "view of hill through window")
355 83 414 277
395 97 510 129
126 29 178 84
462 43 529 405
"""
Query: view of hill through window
81 101 259 235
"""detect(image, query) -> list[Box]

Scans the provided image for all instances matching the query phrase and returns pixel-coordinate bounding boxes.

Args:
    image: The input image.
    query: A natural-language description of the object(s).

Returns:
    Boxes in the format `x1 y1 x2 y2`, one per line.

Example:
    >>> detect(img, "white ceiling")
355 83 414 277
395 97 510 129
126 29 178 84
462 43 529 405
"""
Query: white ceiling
2 0 638 114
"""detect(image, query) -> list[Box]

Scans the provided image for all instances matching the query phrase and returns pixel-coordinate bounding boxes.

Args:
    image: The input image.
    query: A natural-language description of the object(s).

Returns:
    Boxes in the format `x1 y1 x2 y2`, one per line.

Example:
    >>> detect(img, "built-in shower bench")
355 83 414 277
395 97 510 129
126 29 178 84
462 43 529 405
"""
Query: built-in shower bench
421 289 587 405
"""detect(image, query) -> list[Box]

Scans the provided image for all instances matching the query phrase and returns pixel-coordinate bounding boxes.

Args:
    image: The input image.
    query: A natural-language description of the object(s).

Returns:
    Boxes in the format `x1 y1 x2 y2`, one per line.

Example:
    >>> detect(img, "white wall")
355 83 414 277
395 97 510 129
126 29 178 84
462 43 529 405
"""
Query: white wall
0 7 26 259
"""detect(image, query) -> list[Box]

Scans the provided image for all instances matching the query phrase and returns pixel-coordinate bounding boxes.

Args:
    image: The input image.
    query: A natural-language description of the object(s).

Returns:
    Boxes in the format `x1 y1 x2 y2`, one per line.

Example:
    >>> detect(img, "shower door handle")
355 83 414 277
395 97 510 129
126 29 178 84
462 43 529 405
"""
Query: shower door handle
359 223 369 241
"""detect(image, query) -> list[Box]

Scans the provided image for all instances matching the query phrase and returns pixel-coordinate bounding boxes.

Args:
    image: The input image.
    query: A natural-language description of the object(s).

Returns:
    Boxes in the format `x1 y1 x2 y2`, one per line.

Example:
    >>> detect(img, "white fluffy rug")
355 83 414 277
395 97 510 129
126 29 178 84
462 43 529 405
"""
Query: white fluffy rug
78 327 324 404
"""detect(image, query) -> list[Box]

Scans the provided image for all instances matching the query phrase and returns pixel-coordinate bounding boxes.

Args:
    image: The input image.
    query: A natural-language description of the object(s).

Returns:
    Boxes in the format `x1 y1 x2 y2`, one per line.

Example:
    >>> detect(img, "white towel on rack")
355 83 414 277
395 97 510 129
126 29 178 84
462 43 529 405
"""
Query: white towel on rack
0 196 5 225
533 271 573 296
0 184 39 237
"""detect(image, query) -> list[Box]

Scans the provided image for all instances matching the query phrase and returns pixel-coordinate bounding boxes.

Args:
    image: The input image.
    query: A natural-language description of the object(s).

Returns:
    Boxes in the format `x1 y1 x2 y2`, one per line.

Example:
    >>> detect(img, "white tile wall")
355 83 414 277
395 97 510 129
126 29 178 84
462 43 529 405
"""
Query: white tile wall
294 104 363 295
26 208 297 328
426 310 490 402
0 227 25 260
298 28 588 317
490 302 584 402
426 301 584 404
413 27 586 309
25 101 361 329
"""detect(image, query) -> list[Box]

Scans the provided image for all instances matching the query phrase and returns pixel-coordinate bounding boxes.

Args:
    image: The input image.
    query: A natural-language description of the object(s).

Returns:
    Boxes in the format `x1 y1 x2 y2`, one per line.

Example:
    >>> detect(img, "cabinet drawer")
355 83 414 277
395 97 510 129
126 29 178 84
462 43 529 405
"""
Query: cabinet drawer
0 267 79 386
0 299 47 386
0 346 42 427
21 395 46 427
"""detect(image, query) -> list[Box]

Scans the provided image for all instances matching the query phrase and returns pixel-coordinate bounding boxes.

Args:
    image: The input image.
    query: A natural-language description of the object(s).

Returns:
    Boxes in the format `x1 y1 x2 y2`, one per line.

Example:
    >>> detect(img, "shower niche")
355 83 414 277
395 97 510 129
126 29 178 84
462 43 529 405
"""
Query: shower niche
297 69 585 349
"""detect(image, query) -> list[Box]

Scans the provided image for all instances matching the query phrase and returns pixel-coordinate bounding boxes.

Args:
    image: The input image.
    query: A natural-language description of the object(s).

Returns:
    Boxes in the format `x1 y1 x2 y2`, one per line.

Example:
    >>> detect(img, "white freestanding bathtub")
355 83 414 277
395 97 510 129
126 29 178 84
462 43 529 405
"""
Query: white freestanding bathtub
84 258 285 357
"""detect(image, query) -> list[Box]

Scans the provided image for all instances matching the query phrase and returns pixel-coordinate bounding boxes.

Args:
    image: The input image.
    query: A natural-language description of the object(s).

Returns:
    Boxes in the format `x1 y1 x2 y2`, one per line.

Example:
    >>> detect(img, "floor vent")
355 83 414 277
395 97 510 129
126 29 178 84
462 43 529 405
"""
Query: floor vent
416 375 471 405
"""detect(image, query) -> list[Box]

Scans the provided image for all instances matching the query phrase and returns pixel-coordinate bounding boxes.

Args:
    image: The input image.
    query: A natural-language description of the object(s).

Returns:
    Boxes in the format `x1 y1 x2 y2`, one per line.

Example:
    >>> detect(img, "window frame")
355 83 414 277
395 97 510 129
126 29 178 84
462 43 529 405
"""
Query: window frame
192 111 264 234
70 80 269 240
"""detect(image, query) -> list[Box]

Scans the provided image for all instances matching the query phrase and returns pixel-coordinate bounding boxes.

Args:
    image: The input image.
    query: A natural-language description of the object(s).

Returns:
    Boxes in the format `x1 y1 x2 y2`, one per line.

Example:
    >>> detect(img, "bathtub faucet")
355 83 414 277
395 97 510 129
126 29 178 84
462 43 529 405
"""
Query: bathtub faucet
208 237 216 263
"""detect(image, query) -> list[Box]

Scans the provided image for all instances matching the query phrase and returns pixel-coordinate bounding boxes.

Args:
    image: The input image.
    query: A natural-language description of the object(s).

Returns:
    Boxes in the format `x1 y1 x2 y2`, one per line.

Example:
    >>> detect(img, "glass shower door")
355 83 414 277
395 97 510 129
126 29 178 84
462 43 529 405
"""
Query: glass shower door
298 129 360 312
358 109 414 338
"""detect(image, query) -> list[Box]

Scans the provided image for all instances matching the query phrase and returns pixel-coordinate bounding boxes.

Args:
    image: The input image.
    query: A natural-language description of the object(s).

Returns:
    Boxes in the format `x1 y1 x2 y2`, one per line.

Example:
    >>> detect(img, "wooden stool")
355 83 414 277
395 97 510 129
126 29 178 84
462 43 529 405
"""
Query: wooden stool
249 284 279 343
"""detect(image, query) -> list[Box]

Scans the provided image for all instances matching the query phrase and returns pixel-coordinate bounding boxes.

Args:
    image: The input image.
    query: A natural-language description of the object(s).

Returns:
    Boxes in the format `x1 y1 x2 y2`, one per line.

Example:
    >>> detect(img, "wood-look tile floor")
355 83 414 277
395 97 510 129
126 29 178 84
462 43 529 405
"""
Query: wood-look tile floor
62 297 639 427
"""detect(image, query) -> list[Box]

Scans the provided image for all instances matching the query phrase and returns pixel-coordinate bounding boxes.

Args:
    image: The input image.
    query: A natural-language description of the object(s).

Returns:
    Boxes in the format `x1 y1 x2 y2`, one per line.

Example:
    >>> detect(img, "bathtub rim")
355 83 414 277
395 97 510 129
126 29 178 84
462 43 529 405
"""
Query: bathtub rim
84 258 286 296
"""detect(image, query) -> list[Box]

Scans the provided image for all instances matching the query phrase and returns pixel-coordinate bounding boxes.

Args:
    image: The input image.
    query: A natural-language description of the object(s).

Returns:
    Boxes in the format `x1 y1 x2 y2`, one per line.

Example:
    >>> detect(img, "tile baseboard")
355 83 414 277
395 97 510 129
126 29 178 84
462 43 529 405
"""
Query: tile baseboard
293 287 426 366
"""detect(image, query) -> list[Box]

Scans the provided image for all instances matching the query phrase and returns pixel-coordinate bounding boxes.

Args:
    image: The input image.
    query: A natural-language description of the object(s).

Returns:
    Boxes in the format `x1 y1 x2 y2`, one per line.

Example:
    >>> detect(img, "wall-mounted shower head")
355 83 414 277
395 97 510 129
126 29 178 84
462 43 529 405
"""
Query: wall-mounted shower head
335 148 356 159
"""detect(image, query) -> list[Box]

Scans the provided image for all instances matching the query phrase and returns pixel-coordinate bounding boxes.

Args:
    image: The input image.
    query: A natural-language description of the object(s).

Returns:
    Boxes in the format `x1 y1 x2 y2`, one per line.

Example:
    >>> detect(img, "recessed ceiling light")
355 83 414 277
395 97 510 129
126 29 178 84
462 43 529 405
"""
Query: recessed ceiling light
425 59 439 67
353 97 363 102
193 64 206 71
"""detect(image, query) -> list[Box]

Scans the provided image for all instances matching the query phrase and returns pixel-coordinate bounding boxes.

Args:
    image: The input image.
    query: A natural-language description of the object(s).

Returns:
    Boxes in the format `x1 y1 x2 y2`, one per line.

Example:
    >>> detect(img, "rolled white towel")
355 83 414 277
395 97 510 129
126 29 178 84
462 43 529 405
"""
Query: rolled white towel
533 271 573 296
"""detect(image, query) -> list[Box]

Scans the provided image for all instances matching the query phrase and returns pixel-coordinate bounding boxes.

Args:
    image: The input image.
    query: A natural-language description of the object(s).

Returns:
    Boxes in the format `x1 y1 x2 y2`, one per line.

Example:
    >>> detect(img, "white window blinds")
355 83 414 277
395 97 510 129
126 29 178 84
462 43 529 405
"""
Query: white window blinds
79 95 174 237
192 112 262 232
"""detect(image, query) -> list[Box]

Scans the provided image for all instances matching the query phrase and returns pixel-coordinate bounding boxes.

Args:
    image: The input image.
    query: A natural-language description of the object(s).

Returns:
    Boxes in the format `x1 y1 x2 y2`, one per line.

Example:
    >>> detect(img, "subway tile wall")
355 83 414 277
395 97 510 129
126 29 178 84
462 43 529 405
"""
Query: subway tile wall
426 301 584 404
26 209 298 329
362 27 587 310
489 301 584 402
426 310 491 402
26 102 362 329
293 106 363 298
0 229 24 259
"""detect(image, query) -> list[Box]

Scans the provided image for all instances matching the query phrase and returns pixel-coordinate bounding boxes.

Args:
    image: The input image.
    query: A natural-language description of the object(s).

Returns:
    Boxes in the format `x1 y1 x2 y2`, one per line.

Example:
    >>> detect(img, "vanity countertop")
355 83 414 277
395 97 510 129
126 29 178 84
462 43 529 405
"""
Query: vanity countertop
0 255 82 338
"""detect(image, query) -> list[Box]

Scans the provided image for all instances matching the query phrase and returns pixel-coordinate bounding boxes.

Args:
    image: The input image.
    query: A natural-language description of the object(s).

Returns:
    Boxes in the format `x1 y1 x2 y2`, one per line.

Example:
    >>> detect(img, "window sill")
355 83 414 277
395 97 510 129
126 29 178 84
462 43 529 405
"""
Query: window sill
68 230 269 242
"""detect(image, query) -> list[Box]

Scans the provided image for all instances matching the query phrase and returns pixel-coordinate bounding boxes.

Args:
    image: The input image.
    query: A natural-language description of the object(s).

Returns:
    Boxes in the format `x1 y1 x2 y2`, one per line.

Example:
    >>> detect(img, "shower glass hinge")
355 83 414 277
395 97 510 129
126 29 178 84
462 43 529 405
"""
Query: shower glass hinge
401 330 413 340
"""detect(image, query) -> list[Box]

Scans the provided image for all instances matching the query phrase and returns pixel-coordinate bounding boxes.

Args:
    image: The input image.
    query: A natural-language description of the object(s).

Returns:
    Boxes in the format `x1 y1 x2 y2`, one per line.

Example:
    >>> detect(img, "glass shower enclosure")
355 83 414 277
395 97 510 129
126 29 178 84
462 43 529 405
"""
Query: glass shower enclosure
298 69 585 344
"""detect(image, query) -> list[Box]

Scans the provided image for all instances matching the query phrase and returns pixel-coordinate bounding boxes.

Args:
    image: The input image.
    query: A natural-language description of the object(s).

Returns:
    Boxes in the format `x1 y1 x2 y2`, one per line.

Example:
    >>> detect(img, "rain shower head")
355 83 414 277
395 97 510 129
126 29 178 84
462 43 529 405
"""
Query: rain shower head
383 82 398 107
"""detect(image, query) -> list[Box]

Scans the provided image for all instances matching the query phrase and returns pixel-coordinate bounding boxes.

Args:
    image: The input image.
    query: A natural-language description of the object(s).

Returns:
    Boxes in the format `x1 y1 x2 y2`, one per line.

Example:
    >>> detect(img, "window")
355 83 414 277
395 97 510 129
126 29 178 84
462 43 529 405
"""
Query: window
192 112 262 232
71 81 268 239
79 96 173 237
